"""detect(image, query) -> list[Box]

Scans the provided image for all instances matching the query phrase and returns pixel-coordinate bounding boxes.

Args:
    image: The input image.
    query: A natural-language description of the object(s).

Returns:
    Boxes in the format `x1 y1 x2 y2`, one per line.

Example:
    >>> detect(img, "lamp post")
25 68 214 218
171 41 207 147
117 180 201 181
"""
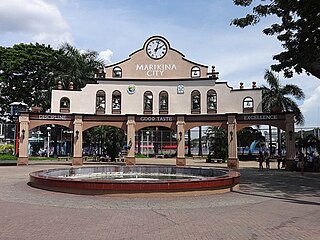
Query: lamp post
47 126 51 157
146 131 150 158
9 102 28 156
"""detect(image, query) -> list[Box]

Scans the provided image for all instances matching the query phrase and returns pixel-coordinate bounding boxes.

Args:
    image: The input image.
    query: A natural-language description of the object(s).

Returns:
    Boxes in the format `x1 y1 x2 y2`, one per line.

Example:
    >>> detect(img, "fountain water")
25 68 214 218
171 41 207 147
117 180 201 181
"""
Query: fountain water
29 165 240 194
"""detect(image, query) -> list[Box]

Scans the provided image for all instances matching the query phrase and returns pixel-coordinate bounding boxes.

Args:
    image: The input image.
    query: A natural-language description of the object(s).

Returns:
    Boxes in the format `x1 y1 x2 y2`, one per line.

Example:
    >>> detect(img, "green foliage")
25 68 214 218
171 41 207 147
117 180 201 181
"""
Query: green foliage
0 42 103 118
262 70 305 125
135 154 148 158
237 127 264 148
206 127 228 160
0 154 17 161
85 126 125 161
231 0 320 79
0 43 57 114
56 43 103 90
0 144 14 154
295 134 320 153
29 157 53 161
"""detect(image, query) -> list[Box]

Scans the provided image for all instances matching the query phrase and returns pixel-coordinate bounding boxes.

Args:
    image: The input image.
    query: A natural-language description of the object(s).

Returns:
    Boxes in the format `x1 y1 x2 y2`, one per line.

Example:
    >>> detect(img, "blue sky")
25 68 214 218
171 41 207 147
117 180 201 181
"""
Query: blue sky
1 0 319 128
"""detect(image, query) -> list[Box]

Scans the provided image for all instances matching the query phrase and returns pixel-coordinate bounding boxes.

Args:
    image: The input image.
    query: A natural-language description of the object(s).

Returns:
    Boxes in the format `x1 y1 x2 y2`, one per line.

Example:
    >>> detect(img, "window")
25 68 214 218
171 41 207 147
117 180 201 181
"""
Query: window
144 91 153 114
191 66 201 78
243 97 254 112
0 123 3 136
60 97 70 113
96 65 105 78
96 90 106 114
191 90 201 114
159 91 168 114
112 90 121 114
207 90 217 113
112 67 122 78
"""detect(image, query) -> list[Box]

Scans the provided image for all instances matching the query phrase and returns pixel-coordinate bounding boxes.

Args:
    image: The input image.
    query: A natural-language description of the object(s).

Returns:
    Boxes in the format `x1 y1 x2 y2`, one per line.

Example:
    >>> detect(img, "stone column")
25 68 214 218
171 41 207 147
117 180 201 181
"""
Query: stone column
285 113 296 170
72 115 83 165
176 115 186 166
227 115 239 169
17 113 30 165
126 115 136 165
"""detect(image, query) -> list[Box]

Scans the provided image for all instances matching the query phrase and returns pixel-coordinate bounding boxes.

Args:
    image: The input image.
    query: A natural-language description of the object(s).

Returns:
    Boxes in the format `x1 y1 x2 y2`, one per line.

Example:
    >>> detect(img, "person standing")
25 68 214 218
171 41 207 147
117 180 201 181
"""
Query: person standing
297 151 304 175
258 150 264 171
265 151 270 170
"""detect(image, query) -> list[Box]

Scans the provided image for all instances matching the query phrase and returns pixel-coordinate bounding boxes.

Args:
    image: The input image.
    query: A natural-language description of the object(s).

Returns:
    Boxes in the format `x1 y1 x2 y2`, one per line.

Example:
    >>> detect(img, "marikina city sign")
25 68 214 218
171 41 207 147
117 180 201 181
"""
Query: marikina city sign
136 64 177 77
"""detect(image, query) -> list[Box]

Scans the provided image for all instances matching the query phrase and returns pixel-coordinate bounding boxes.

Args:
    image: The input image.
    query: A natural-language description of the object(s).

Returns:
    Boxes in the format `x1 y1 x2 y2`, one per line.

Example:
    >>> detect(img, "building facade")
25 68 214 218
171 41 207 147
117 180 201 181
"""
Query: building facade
18 36 296 168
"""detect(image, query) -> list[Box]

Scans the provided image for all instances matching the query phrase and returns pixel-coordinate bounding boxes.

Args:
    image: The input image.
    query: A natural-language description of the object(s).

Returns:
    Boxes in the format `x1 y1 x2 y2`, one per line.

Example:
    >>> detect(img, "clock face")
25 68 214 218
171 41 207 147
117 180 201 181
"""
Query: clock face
146 39 167 59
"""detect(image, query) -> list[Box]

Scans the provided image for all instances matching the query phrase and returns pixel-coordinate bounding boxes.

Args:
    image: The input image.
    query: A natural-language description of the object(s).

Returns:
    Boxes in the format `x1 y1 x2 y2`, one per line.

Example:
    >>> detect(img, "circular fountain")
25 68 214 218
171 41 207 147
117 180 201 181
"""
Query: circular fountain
29 165 240 194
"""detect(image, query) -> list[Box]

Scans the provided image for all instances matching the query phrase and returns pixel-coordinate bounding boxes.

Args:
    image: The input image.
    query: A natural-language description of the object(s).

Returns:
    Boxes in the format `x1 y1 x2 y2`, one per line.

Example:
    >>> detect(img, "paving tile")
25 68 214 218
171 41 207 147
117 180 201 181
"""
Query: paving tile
0 159 319 239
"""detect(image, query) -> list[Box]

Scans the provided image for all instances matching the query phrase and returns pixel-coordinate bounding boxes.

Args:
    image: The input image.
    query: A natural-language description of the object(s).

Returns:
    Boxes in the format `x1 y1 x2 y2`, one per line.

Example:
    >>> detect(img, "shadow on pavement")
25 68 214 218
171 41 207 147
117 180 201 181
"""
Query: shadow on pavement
237 167 320 205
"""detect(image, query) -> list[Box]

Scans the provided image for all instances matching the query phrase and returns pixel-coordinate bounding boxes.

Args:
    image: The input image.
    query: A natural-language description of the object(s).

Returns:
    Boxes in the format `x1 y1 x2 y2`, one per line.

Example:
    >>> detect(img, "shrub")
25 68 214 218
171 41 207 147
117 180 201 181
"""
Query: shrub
0 144 14 154
0 154 17 161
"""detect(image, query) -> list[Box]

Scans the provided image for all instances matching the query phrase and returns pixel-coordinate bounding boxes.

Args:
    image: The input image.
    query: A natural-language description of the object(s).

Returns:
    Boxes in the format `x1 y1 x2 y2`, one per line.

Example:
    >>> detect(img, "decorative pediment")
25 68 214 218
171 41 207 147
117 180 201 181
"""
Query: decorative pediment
105 36 209 80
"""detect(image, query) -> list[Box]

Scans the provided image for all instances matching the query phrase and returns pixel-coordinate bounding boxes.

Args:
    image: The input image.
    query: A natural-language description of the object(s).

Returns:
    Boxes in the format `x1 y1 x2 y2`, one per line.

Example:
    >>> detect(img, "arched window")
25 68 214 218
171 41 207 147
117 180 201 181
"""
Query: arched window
112 90 121 114
143 91 153 114
207 89 217 113
191 90 201 114
112 67 122 78
96 90 106 114
191 66 201 78
243 97 254 112
159 91 168 114
60 97 70 113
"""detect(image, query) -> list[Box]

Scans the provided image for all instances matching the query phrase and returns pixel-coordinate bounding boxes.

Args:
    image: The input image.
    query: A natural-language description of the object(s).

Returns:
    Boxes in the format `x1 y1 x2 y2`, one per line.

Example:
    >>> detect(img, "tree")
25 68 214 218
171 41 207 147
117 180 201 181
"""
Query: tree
0 42 103 117
84 126 125 161
262 69 305 155
206 126 228 160
231 0 320 79
102 126 125 161
237 127 264 154
295 134 320 153
57 43 103 90
0 43 58 114
262 70 305 124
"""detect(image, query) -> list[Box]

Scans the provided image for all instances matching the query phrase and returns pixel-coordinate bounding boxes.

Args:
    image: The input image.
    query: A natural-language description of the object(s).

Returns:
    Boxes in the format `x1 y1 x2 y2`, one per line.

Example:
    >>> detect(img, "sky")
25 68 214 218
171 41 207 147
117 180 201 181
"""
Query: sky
0 0 319 128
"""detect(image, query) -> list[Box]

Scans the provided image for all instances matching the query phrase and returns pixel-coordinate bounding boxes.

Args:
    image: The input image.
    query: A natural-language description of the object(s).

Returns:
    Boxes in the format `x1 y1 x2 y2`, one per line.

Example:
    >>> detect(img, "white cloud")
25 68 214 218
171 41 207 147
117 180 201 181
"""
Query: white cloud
300 85 320 126
99 50 114 64
33 32 72 45
0 0 72 46
301 86 320 113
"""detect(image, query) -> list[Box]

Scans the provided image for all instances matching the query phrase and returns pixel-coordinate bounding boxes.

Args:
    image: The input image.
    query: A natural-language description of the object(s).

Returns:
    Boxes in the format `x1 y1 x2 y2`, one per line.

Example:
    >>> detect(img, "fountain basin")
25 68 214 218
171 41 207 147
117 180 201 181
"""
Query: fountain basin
29 165 240 194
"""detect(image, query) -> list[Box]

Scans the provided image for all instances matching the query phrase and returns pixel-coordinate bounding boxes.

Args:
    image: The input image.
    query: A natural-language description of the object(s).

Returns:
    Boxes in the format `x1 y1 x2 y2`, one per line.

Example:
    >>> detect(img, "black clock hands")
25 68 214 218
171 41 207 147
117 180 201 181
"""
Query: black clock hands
154 42 160 53
154 44 164 53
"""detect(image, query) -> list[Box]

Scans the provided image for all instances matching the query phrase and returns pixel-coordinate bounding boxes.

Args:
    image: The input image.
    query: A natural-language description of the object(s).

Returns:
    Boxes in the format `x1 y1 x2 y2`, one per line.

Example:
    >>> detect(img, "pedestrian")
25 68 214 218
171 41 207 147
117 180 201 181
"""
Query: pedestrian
258 150 264 171
277 156 282 170
265 151 270 170
297 151 304 175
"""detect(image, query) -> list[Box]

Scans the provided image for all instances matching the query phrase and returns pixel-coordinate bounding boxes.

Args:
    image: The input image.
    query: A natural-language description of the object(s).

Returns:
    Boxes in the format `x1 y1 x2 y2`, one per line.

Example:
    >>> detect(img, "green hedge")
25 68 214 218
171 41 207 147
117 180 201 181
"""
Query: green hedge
29 157 53 161
0 154 17 161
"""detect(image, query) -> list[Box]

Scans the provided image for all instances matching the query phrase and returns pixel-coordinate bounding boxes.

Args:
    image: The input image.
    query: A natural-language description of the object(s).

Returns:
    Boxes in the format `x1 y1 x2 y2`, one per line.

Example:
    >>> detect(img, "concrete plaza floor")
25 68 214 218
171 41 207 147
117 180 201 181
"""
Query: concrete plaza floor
0 158 319 240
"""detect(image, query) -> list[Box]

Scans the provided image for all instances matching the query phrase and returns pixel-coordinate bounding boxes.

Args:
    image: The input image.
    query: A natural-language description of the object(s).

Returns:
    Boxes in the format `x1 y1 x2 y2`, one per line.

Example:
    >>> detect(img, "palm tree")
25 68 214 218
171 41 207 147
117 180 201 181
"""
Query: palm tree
57 43 103 90
206 126 228 160
262 70 305 154
84 126 125 161
262 70 305 124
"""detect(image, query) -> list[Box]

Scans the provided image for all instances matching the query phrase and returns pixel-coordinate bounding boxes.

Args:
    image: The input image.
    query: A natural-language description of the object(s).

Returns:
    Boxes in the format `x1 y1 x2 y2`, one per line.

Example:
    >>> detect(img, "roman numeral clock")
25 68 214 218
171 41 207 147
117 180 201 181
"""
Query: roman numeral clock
146 38 167 59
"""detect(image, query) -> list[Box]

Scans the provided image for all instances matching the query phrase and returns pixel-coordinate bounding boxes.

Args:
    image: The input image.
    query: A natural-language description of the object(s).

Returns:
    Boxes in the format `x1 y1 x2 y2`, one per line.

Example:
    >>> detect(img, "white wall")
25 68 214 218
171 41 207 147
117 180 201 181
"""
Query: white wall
51 80 262 114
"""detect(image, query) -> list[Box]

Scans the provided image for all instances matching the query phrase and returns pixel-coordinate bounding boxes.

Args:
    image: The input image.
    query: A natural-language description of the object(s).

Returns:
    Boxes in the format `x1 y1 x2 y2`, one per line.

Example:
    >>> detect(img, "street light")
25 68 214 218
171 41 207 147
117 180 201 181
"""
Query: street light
47 126 51 157
146 131 150 158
